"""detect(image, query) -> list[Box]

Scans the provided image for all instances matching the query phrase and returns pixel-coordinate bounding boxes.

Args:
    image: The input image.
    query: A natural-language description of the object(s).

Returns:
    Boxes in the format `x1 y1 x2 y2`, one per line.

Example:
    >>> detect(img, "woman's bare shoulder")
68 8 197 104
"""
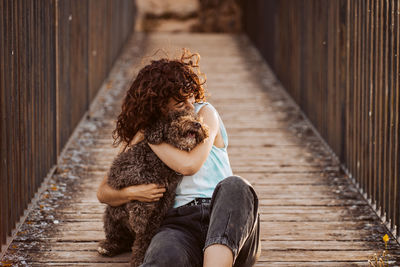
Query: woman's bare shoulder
197 103 225 148
198 103 218 119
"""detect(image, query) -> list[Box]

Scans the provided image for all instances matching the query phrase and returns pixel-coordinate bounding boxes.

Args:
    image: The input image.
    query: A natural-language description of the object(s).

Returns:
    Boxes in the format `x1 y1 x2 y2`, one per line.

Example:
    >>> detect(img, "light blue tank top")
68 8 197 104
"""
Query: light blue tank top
173 102 233 208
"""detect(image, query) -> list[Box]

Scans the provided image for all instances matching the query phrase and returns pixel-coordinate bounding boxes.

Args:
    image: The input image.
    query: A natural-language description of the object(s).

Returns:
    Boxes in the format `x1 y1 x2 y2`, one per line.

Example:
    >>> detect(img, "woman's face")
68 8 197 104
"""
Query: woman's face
165 94 195 113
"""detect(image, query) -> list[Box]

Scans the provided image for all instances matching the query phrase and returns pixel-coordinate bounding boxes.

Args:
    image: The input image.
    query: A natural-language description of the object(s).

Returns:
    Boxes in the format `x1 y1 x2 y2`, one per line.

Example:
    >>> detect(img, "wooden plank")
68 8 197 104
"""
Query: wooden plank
17 249 399 263
9 239 397 253
390 0 398 235
12 228 388 243
69 197 367 207
19 220 384 233
394 0 400 239
0 0 6 248
32 204 375 215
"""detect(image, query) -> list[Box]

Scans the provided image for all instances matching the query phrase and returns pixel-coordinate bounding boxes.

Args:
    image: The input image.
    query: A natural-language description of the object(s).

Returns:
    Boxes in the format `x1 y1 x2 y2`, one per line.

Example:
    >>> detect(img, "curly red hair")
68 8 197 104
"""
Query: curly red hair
112 49 207 152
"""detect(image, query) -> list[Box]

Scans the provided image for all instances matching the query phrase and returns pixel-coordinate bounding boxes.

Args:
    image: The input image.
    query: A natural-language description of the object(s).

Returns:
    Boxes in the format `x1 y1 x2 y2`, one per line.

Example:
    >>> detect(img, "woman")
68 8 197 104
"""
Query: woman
97 49 261 267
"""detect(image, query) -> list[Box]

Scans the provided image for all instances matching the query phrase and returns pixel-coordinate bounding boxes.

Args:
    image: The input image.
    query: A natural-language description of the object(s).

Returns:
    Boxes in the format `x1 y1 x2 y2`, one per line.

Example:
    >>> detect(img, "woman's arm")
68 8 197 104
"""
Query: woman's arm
148 105 220 176
97 142 165 207
96 175 166 207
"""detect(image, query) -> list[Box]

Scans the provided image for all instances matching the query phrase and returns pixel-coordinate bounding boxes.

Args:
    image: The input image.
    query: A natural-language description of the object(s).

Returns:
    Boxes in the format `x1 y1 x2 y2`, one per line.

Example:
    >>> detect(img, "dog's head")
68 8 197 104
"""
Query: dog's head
145 109 209 151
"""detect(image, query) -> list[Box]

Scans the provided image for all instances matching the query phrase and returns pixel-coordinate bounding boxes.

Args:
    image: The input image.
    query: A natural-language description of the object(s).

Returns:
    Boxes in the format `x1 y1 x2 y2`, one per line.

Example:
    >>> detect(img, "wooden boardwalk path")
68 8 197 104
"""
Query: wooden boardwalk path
2 32 400 266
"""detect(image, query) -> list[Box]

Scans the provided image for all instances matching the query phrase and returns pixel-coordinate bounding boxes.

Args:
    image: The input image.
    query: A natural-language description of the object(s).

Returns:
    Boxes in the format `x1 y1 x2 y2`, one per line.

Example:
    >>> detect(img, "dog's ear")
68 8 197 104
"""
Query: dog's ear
145 120 166 144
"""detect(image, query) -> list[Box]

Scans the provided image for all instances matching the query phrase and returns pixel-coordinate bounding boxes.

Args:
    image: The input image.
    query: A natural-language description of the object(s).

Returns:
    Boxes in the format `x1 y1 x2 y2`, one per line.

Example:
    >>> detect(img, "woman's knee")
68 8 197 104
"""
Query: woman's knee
217 176 257 199
220 175 252 187
212 176 259 216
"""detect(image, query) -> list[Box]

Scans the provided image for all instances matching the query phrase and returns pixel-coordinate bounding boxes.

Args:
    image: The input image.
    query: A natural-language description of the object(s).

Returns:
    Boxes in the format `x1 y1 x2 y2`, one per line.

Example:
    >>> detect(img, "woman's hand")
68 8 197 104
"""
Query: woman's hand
131 130 145 146
97 175 166 207
122 183 166 203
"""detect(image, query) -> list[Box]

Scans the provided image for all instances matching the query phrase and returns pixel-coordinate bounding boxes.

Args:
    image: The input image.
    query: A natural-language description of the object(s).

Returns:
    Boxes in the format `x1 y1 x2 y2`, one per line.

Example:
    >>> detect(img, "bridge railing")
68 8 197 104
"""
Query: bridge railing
240 0 400 241
0 0 136 251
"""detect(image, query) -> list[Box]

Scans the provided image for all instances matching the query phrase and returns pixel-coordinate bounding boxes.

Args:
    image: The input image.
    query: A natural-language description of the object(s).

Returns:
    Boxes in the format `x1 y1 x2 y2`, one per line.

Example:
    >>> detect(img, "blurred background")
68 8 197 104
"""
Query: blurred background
134 0 241 33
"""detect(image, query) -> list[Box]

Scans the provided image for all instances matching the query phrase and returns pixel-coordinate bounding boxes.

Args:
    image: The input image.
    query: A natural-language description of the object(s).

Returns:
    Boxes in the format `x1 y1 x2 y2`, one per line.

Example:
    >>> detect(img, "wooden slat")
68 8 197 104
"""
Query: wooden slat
0 0 6 247
394 0 400 233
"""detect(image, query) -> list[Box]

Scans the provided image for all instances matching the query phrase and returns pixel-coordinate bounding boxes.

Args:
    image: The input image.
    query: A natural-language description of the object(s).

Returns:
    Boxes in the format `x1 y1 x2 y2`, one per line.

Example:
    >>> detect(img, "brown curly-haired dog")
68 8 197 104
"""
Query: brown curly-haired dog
98 109 209 267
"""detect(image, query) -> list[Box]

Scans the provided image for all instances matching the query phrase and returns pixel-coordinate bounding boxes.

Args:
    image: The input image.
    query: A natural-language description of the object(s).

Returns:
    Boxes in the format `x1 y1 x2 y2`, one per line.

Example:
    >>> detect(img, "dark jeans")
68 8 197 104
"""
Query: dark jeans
139 176 261 267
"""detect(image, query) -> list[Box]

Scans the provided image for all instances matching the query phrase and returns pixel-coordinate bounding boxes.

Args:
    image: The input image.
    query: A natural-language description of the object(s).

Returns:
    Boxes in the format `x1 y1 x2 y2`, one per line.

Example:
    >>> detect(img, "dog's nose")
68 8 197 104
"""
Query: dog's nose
193 122 201 128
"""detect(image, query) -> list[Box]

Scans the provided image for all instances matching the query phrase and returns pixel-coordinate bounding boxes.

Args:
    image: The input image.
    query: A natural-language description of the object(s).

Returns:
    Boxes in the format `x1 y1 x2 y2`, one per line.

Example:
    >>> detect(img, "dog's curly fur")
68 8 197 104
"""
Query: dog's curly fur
98 109 209 267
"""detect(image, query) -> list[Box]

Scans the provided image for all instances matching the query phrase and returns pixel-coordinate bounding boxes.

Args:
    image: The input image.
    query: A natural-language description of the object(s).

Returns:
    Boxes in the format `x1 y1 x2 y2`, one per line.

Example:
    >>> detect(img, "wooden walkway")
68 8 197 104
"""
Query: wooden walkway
2 32 400 266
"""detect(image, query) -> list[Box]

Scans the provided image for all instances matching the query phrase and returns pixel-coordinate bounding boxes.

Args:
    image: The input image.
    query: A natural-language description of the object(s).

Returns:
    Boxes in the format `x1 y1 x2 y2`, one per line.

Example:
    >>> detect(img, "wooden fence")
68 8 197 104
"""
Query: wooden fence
241 0 400 240
0 0 136 250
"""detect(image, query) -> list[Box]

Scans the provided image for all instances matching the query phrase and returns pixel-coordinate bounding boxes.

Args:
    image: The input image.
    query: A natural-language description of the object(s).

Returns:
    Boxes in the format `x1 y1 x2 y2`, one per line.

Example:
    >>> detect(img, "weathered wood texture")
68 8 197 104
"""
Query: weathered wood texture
2 32 400 266
241 0 400 241
0 0 136 251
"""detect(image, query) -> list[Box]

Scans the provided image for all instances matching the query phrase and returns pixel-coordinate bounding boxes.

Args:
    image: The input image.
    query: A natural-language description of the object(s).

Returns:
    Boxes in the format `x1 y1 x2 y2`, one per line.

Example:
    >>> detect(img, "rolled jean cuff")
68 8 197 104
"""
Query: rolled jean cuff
203 236 238 261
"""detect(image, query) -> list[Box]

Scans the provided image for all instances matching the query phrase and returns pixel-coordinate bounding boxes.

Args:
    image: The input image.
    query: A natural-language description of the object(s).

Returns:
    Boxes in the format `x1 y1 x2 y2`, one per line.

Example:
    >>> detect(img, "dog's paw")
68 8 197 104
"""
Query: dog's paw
97 245 111 256
97 239 115 256
97 239 129 257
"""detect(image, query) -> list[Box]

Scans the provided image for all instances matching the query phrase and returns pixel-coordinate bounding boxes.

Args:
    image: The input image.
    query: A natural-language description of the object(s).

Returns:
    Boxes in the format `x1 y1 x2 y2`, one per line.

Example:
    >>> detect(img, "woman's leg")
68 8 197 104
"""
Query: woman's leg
140 205 206 267
204 175 261 267
233 213 261 267
204 244 234 267
139 227 202 267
